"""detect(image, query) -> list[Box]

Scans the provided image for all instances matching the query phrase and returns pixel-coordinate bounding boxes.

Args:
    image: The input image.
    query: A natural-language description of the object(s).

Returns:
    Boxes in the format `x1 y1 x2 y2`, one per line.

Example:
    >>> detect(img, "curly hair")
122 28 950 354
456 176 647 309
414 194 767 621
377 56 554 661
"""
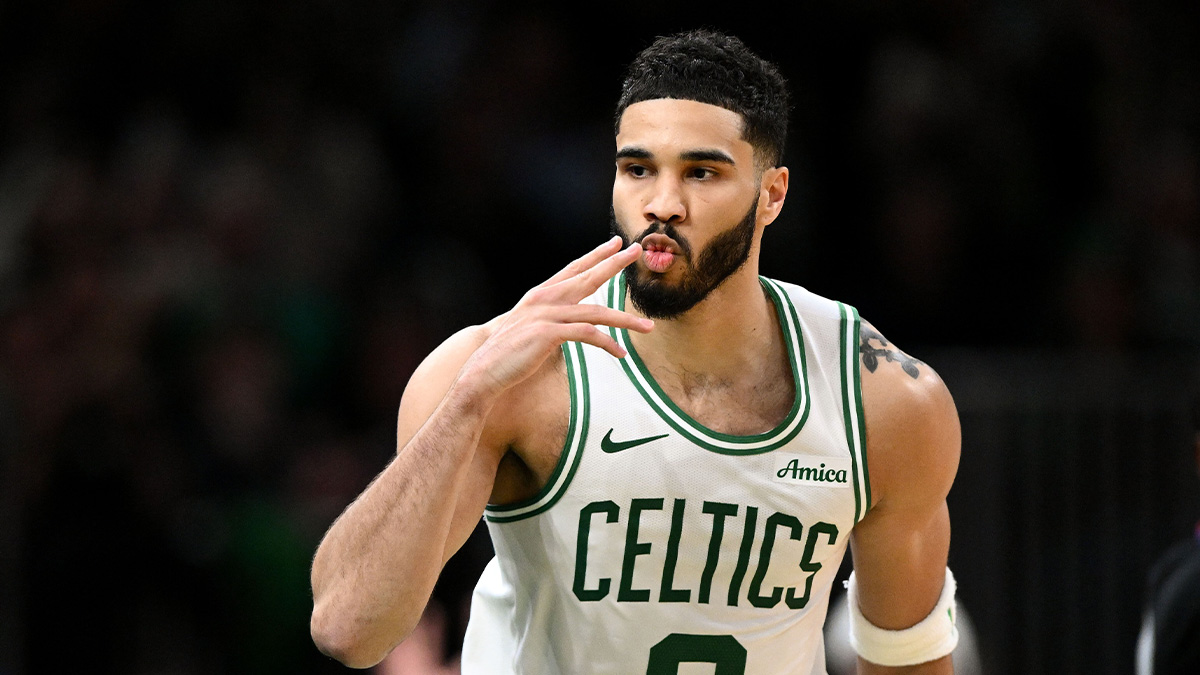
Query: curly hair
615 29 791 168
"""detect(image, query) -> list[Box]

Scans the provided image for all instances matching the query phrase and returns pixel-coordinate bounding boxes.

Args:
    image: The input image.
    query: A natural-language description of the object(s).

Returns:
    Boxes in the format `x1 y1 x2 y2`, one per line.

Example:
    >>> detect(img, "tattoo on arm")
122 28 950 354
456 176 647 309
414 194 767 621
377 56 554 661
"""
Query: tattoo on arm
859 325 924 380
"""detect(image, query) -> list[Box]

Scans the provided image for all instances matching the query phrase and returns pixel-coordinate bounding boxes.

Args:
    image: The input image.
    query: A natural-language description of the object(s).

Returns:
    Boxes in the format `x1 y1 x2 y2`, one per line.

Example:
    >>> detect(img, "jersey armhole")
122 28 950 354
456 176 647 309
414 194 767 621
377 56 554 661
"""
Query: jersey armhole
485 342 590 523
838 302 871 523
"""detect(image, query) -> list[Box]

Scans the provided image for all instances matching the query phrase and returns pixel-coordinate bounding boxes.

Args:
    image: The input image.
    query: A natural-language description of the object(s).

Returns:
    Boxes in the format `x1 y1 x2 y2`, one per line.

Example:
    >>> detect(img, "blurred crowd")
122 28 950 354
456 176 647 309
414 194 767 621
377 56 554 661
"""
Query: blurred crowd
0 1 1196 674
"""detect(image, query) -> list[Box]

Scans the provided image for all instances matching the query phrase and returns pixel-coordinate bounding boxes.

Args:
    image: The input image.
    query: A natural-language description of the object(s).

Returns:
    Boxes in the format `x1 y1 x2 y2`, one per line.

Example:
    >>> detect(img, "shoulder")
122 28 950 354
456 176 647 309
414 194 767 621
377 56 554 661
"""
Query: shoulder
759 277 847 322
858 318 961 512
394 323 494 440
397 318 566 444
401 322 494 400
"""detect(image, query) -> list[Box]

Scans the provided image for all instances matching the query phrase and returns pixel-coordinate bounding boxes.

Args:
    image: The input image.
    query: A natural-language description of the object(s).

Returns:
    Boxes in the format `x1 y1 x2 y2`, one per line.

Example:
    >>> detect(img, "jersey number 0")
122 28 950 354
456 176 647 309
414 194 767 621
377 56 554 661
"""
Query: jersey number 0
647 633 747 674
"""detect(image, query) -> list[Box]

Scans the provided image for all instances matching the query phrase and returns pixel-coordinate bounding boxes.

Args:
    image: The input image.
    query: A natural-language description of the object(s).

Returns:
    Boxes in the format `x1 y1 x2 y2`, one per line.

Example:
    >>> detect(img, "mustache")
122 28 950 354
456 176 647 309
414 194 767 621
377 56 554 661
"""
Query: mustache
631 221 693 259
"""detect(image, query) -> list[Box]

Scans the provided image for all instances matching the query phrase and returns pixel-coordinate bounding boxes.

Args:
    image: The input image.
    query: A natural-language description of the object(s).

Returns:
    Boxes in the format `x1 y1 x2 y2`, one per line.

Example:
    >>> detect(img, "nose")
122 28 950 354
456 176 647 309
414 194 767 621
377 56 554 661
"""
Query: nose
643 175 685 224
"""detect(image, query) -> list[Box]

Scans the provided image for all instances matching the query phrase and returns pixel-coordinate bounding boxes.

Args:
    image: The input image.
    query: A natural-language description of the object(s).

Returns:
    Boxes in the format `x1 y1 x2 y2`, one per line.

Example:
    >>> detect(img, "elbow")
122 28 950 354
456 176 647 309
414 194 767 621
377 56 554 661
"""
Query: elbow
310 602 398 669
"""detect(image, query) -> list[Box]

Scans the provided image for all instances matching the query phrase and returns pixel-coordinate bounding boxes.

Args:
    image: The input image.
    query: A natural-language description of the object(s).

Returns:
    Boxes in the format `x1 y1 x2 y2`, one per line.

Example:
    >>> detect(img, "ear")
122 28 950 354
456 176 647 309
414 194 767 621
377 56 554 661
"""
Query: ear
757 166 789 226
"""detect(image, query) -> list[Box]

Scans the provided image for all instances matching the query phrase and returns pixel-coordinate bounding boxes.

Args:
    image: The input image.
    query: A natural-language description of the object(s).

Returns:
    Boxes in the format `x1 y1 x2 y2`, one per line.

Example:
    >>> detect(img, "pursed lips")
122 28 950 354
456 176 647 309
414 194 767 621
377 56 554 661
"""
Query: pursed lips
639 233 685 273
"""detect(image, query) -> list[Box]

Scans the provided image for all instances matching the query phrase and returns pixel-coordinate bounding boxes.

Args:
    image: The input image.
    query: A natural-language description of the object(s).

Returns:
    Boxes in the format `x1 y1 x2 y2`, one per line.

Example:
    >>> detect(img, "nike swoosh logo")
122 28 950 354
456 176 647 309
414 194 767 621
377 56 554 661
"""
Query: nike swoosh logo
600 429 669 454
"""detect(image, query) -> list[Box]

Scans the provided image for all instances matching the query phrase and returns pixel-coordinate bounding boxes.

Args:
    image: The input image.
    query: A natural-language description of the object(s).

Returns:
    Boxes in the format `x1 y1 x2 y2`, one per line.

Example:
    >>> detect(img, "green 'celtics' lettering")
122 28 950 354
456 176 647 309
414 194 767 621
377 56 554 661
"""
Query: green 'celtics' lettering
619 498 664 602
658 499 690 603
699 502 738 604
748 512 804 608
574 500 619 601
572 497 841 611
787 521 839 609
647 633 747 675
727 506 758 607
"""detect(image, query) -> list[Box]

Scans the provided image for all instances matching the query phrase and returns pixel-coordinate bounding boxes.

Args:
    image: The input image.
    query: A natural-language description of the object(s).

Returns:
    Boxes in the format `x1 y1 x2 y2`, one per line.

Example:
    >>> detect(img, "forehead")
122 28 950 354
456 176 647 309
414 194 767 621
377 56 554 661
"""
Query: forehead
616 99 751 158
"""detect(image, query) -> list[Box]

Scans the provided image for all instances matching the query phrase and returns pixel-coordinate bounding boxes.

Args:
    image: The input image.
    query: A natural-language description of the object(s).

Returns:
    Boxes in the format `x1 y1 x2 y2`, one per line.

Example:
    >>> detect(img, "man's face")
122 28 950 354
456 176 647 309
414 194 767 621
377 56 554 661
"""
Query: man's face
609 201 757 320
611 99 770 320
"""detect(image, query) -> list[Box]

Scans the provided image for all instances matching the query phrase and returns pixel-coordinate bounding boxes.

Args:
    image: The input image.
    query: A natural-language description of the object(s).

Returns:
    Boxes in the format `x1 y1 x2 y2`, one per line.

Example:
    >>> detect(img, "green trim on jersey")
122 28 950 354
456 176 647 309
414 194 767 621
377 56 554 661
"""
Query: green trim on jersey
606 274 811 455
485 342 590 523
838 303 871 522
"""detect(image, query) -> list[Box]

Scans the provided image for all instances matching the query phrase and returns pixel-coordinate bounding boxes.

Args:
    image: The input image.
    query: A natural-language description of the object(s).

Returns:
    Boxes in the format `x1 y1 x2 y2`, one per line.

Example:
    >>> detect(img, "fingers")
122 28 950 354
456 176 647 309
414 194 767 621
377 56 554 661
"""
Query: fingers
510 238 652 363
556 304 653 334
473 239 650 395
539 236 624 288
576 242 642 292
539 237 643 300
560 324 629 360
552 306 653 360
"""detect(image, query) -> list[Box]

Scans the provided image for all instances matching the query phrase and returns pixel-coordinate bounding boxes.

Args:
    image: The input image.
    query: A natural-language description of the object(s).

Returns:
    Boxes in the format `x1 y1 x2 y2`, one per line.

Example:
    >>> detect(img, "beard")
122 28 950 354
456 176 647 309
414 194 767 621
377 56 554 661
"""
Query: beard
609 198 758 320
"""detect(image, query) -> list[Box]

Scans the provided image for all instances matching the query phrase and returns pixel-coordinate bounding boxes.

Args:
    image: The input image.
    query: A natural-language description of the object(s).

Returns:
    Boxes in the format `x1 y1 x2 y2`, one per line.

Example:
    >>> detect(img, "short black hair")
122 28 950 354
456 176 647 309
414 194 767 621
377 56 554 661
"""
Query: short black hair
615 29 791 168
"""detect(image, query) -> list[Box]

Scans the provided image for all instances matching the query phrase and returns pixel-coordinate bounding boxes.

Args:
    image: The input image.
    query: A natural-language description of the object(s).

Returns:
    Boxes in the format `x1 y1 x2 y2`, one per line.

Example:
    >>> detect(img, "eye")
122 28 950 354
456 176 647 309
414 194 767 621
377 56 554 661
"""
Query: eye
624 164 650 178
687 167 716 180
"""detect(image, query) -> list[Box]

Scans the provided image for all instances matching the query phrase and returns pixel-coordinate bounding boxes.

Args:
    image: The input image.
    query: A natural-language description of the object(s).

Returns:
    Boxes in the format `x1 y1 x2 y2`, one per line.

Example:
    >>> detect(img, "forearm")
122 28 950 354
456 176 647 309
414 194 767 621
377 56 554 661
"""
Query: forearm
308 239 649 667
310 381 495 667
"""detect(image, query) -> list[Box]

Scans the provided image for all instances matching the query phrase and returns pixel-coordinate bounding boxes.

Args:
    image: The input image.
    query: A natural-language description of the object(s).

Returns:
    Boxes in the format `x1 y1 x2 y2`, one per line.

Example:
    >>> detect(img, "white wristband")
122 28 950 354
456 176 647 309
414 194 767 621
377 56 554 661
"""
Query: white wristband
846 567 959 667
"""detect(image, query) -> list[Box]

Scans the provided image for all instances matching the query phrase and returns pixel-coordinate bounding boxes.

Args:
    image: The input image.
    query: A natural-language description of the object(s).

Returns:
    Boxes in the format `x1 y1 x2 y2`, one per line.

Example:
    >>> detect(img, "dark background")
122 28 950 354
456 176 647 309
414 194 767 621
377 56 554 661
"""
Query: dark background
0 1 1197 673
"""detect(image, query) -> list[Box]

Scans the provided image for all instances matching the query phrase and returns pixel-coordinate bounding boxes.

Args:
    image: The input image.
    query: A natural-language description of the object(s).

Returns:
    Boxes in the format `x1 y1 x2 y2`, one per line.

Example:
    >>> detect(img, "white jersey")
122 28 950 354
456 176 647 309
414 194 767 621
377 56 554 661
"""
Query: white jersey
462 274 870 674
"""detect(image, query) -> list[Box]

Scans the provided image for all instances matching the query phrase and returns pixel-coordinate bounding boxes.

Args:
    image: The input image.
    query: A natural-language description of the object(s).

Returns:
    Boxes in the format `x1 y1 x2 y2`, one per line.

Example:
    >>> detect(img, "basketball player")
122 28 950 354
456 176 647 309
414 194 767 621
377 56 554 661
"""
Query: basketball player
310 30 962 674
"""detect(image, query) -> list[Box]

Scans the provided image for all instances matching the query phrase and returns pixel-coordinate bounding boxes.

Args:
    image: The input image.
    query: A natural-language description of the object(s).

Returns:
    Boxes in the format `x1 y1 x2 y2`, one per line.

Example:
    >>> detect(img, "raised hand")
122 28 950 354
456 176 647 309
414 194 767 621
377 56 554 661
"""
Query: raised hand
460 236 653 400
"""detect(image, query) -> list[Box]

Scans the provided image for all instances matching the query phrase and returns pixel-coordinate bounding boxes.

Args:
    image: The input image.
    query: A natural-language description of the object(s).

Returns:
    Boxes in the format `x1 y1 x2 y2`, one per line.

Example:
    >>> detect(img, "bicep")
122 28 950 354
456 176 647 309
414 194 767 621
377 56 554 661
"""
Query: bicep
851 345 960 630
393 324 508 566
850 496 951 630
847 435 955 674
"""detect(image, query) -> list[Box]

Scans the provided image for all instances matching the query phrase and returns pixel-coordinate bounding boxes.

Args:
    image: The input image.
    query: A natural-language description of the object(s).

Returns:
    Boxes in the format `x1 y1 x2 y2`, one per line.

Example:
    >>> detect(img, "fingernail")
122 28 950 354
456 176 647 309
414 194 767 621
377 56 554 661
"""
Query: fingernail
641 318 654 329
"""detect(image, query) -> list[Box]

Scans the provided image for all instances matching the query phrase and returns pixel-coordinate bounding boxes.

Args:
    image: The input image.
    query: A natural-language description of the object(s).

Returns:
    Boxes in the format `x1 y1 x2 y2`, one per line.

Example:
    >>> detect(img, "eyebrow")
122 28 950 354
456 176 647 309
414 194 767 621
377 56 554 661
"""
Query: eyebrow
615 146 737 165
615 147 652 161
680 149 736 164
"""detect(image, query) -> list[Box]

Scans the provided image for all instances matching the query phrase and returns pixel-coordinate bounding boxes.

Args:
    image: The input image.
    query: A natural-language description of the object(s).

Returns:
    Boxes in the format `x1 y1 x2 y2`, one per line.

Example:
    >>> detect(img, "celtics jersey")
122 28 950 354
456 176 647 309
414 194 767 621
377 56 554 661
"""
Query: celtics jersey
461 274 869 675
